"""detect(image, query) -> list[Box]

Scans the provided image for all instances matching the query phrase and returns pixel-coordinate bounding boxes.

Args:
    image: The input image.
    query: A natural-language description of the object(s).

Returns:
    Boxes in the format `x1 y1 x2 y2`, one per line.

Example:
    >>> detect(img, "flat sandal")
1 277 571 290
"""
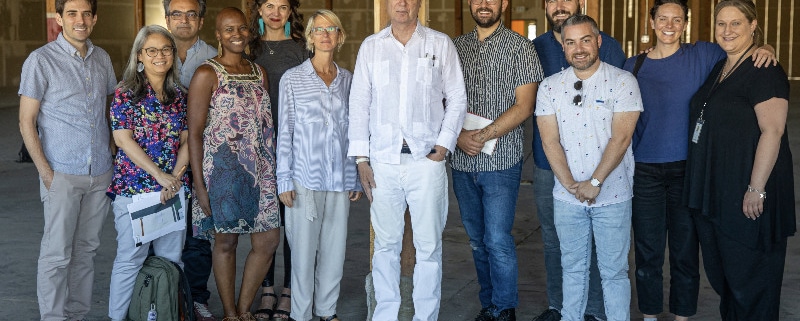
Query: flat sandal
320 314 339 321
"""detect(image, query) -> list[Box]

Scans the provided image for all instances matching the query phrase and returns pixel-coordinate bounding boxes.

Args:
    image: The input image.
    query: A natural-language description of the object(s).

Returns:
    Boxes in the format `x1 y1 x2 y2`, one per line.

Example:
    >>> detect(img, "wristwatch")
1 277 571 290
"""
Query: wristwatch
590 177 602 188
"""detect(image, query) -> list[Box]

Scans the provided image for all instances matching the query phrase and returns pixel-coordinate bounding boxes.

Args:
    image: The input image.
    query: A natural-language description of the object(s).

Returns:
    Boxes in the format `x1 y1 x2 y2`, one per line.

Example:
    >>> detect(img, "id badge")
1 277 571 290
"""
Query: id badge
691 119 704 143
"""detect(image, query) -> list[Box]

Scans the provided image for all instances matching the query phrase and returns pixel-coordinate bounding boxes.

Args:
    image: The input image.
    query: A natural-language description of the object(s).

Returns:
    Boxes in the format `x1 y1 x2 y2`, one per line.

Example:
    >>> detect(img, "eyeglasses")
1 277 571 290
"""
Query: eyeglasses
470 0 499 4
169 10 199 21
142 47 174 57
312 26 339 35
573 80 583 106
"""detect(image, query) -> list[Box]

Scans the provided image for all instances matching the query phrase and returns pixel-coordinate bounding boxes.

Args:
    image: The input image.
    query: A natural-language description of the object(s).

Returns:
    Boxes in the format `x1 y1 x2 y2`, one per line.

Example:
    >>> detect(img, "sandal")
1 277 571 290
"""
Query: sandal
240 312 257 321
320 314 339 321
271 293 293 321
222 317 240 321
255 292 277 321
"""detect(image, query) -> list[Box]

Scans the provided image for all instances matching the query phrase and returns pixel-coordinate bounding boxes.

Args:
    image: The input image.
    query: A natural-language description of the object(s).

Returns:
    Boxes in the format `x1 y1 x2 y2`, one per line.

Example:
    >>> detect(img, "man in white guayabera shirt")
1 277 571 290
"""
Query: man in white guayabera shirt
347 0 467 319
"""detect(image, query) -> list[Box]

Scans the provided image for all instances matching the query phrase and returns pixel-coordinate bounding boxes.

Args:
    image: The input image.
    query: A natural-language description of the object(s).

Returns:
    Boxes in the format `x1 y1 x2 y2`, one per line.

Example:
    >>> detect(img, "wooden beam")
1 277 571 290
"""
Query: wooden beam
135 0 145 35
325 0 333 10
504 0 512 28
454 0 462 36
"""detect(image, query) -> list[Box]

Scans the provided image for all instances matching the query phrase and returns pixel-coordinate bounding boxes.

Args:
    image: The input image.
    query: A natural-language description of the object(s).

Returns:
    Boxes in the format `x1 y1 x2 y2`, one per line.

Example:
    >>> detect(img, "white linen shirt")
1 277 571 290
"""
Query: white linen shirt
347 22 468 164
536 62 643 207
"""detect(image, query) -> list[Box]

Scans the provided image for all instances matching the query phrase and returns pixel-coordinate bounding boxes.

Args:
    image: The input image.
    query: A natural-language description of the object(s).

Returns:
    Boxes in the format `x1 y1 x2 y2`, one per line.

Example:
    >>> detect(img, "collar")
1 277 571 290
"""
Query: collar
187 38 207 53
378 20 426 39
299 58 341 79
55 32 94 58
468 22 507 42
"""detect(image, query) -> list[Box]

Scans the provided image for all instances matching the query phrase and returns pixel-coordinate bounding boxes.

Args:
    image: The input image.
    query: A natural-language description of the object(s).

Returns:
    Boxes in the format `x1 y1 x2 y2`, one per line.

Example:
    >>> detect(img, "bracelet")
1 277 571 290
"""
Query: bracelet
355 157 370 165
747 185 767 199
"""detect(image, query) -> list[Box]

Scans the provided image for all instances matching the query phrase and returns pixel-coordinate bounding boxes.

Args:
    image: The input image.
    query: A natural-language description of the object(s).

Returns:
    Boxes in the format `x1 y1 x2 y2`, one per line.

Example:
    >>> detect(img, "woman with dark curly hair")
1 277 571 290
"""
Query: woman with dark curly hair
247 1 309 320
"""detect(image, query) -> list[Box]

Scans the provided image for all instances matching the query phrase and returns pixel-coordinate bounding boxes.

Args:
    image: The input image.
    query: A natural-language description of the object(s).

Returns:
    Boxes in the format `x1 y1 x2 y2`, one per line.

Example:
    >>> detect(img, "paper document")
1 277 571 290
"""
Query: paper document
127 190 187 247
462 113 497 155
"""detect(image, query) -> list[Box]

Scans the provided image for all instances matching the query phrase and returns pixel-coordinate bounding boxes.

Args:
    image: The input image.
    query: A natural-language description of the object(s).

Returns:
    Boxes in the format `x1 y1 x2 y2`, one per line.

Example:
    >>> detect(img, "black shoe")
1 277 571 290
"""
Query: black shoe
532 308 561 321
584 315 604 321
475 307 495 321
496 308 516 321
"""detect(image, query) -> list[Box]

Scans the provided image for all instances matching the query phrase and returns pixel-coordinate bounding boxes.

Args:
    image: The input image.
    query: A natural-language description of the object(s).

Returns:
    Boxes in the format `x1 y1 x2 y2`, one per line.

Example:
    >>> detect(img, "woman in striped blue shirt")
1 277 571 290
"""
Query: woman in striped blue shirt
275 10 361 321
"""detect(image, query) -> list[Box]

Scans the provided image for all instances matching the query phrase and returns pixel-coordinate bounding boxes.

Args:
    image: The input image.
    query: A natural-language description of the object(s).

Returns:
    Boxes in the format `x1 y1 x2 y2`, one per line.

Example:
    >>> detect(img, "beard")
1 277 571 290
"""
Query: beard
547 7 580 33
472 6 502 28
567 50 599 71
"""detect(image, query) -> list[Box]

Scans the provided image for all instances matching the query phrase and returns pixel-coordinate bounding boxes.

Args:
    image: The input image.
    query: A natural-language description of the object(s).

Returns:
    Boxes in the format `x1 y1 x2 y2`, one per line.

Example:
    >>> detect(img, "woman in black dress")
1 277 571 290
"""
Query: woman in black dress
684 0 794 320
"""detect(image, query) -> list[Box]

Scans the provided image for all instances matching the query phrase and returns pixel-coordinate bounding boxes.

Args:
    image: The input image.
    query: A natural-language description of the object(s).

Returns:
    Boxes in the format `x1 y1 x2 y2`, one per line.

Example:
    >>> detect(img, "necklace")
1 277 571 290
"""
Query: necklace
264 40 275 55
720 43 756 81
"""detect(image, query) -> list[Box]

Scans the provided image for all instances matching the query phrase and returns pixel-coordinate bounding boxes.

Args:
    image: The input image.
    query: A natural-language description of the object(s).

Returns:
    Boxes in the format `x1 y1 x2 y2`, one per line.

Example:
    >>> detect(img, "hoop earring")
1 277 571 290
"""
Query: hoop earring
284 21 291 38
258 17 265 36
137 61 144 72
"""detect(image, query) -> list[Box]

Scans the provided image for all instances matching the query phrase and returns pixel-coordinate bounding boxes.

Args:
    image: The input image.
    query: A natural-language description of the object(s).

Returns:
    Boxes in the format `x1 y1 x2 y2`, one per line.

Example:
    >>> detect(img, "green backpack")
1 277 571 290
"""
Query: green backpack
128 256 195 321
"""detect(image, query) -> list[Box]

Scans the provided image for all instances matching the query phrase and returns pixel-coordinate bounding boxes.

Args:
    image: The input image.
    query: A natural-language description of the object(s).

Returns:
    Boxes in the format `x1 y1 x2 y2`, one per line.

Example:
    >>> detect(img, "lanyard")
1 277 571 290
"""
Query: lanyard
692 43 755 143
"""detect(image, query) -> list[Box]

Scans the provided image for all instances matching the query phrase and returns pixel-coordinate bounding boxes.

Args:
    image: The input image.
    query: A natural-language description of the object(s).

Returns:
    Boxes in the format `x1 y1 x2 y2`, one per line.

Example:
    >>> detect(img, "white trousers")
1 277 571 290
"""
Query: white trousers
370 155 449 321
38 170 111 321
285 181 350 321
107 195 185 320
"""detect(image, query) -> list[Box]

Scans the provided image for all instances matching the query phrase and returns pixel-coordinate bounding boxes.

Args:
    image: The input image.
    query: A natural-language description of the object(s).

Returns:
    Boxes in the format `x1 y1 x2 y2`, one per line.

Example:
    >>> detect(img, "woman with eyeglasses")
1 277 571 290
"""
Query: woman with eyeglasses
621 1 776 320
276 10 361 321
246 1 309 319
107 25 189 321
188 8 281 321
684 0 793 319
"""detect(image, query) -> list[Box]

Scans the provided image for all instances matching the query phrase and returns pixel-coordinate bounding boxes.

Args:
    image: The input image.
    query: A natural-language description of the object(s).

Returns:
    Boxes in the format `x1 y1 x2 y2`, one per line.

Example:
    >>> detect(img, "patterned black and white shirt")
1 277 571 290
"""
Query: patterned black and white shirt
451 24 543 172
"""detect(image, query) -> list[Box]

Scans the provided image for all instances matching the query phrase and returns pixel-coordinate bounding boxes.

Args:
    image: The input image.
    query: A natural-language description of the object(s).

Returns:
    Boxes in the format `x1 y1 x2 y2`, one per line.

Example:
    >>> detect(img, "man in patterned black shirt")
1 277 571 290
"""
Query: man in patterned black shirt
452 0 543 320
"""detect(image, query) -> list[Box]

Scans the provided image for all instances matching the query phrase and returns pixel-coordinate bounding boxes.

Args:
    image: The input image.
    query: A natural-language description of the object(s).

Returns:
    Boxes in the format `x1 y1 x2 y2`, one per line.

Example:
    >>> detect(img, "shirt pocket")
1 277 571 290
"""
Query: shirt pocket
294 96 325 124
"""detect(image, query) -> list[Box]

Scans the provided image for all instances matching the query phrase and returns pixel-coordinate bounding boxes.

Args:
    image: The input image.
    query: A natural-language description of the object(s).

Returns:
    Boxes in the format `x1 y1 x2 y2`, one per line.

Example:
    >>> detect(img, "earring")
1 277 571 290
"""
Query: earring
137 61 144 72
258 17 265 36
284 21 291 38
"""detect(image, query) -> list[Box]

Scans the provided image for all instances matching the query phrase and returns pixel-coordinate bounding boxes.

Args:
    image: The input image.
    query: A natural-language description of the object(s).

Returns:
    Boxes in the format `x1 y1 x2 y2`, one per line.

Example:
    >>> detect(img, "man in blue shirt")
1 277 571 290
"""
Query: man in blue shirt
19 0 116 320
163 1 218 320
530 1 625 321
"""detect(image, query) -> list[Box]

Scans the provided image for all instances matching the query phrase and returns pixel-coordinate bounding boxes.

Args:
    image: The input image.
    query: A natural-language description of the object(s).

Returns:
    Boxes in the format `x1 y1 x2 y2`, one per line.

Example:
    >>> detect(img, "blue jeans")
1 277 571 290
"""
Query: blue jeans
452 161 522 312
554 199 632 321
533 167 605 318
632 161 699 317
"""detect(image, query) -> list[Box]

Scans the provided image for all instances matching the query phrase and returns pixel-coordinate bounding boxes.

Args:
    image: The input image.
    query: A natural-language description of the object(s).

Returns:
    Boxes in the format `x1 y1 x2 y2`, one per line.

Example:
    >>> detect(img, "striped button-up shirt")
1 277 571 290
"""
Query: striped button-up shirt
277 59 361 194
347 22 468 164
18 33 117 176
451 24 543 172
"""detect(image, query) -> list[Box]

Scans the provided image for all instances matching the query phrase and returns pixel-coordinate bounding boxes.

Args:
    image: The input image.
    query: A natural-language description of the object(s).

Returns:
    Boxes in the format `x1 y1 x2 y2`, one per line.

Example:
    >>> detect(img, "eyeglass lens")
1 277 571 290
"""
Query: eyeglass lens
170 11 198 21
143 47 174 57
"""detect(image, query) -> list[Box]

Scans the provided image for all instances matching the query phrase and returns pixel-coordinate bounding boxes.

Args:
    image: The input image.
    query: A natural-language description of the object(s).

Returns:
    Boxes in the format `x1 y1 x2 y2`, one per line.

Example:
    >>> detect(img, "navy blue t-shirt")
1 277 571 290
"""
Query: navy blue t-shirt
622 41 725 163
532 30 626 170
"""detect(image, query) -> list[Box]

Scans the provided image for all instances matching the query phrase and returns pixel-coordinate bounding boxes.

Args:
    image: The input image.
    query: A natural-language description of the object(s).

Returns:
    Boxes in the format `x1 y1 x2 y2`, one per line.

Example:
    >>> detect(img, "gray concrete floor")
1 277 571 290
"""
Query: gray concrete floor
0 82 798 320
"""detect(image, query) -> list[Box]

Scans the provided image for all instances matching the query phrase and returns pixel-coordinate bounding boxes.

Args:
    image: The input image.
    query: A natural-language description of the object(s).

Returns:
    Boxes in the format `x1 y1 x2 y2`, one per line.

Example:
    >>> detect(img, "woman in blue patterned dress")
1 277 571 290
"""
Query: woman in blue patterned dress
187 7 280 321
107 25 189 321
